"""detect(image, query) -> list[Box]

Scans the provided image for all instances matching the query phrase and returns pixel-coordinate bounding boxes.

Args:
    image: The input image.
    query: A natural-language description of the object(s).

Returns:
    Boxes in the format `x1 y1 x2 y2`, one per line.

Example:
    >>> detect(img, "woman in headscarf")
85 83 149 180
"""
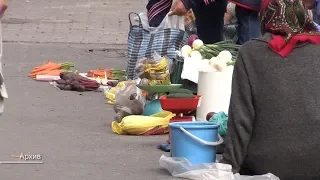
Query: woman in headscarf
220 0 320 179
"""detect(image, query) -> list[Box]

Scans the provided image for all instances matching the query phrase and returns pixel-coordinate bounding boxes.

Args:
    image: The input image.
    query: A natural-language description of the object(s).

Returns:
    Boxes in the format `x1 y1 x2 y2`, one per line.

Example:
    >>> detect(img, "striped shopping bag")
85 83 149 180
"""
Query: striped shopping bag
127 12 188 80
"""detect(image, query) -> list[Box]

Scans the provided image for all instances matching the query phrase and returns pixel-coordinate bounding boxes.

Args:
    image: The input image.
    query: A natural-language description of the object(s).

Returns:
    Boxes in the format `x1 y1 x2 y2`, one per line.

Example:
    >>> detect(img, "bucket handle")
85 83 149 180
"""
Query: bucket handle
180 127 224 146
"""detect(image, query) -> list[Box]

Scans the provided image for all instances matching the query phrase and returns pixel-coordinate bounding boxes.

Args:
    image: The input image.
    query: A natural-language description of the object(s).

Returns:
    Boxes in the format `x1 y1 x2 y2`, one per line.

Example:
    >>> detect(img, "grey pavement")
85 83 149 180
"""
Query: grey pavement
0 43 176 180
2 0 145 44
0 0 180 179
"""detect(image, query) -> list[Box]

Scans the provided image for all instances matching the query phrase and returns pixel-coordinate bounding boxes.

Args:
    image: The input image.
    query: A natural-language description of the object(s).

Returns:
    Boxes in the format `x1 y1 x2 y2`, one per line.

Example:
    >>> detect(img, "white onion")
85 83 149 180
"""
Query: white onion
181 45 192 58
190 51 203 61
218 50 233 63
192 39 204 50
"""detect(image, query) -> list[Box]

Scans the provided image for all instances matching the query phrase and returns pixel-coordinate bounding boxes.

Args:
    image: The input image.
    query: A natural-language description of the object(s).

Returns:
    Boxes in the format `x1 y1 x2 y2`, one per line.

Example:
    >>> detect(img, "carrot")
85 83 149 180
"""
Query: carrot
87 69 112 78
29 65 61 76
31 69 63 79
30 63 61 74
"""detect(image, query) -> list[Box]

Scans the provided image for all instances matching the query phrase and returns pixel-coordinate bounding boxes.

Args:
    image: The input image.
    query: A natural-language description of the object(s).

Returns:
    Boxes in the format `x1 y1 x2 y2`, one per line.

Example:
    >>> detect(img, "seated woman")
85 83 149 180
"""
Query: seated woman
221 0 320 179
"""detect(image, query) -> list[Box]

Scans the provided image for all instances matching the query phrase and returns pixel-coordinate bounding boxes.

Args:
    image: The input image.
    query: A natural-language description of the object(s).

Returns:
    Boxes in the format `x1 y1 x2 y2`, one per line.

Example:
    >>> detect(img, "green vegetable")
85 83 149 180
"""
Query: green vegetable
199 40 240 61
227 61 235 66
166 93 195 99
61 62 75 71
111 70 126 80
169 88 193 95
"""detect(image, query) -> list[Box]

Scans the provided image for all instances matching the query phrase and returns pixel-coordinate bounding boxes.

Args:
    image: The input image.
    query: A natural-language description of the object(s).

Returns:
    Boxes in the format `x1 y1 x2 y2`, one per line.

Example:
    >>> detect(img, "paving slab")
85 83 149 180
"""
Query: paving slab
2 0 146 44
0 42 178 180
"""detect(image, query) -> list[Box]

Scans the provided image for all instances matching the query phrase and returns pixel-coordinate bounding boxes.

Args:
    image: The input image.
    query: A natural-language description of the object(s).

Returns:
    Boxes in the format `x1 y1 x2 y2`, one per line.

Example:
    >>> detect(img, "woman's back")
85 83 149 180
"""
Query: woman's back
236 34 320 179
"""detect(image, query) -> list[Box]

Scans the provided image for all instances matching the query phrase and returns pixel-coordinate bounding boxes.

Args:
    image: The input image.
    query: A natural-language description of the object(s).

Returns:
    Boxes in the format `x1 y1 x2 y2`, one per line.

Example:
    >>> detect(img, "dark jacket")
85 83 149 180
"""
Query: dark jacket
181 0 227 10
221 33 320 180
229 0 262 11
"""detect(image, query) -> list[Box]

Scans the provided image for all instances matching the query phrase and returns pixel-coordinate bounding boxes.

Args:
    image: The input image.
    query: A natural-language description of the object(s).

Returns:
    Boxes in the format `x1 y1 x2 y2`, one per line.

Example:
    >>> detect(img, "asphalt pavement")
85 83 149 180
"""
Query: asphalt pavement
0 1 178 180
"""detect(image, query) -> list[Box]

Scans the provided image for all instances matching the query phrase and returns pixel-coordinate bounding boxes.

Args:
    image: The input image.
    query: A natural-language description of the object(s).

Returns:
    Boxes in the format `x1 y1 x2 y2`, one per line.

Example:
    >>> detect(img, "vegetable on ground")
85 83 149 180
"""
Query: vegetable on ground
28 61 74 79
87 68 126 80
56 72 100 92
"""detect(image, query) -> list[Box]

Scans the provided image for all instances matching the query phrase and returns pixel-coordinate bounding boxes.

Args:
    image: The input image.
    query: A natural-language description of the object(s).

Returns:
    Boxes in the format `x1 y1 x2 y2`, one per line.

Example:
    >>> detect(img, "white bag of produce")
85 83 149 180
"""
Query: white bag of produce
181 57 213 84
196 70 233 120
137 13 185 34
159 155 280 180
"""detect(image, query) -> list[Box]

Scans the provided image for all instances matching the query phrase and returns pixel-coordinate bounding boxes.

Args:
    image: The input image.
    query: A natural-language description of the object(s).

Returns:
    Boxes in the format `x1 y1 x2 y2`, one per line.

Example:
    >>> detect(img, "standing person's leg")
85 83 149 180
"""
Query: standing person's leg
147 0 173 27
313 0 320 24
235 6 261 45
191 0 227 44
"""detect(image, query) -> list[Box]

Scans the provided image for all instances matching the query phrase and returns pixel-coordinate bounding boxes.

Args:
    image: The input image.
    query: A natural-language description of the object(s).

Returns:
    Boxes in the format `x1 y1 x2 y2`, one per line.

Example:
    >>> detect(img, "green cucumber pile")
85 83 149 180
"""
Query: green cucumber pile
199 40 241 61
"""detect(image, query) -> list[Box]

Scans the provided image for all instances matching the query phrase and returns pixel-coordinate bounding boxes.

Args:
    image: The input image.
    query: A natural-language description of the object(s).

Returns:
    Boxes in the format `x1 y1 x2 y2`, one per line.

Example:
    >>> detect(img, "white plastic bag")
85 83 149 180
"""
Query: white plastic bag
159 155 280 180
137 12 185 34
234 173 280 180
180 56 213 84
159 155 235 180
113 80 145 122
0 21 8 115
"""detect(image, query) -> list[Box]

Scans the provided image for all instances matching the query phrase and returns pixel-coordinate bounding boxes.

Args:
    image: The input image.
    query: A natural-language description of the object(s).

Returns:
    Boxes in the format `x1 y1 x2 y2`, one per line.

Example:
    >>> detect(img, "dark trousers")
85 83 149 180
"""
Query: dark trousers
235 5 261 45
147 0 227 44
313 0 320 24
191 0 227 44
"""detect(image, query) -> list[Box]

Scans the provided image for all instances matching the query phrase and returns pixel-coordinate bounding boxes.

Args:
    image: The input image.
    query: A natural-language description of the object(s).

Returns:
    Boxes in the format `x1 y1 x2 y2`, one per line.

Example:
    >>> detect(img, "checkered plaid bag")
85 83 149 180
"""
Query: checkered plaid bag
127 13 188 80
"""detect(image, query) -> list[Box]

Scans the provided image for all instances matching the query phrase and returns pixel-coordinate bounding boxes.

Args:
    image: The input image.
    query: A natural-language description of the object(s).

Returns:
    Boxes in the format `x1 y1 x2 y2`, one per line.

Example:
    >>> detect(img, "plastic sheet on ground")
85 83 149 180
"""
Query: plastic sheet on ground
159 155 280 180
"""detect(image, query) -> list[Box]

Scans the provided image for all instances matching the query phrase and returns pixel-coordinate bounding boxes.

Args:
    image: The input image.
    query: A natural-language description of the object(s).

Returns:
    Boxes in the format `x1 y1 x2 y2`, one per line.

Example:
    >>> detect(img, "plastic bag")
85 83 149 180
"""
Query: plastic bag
181 56 213 84
113 81 145 122
159 155 280 180
209 112 228 136
234 174 280 180
138 13 185 34
105 81 129 104
135 52 172 85
0 21 7 115
111 111 175 135
184 10 197 34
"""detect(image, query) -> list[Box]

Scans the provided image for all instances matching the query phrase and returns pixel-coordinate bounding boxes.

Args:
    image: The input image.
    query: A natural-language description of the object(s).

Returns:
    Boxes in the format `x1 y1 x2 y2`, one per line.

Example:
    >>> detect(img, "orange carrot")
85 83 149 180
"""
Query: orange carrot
30 63 61 74
31 69 63 79
87 68 112 78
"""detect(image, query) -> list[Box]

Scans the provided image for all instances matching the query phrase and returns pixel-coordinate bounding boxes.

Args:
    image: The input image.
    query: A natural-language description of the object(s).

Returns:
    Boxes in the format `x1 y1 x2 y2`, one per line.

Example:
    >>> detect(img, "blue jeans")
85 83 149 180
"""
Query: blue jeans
235 6 261 45
313 0 320 24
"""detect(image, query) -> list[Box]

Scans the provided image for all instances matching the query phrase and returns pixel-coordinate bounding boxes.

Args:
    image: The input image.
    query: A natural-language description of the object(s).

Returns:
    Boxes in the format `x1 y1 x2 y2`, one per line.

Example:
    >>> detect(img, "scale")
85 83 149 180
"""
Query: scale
138 84 200 145
137 84 182 116
160 95 201 144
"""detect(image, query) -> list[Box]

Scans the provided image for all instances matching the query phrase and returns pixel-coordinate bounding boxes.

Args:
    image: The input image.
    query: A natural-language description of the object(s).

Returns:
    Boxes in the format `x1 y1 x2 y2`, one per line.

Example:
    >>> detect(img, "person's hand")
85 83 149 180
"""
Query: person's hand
169 0 188 16
224 12 232 25
302 0 313 9
0 0 7 18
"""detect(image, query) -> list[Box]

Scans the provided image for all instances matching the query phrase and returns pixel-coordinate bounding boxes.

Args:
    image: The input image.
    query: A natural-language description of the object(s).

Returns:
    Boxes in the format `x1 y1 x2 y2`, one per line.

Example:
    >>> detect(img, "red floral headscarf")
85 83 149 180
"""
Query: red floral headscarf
260 0 320 57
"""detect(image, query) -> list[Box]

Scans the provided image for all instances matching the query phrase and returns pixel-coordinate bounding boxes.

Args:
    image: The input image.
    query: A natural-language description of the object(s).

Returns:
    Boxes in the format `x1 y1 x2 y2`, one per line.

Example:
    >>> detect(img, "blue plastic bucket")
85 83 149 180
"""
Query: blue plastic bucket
169 121 223 165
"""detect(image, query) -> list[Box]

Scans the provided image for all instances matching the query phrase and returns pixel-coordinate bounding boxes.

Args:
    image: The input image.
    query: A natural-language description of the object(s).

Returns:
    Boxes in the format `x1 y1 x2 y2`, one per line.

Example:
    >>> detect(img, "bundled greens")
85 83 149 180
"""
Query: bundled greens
199 40 241 61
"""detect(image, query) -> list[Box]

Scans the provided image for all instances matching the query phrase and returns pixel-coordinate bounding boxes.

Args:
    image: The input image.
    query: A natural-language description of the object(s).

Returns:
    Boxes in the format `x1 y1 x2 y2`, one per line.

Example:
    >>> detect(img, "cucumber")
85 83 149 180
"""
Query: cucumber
169 88 194 95
167 93 195 99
